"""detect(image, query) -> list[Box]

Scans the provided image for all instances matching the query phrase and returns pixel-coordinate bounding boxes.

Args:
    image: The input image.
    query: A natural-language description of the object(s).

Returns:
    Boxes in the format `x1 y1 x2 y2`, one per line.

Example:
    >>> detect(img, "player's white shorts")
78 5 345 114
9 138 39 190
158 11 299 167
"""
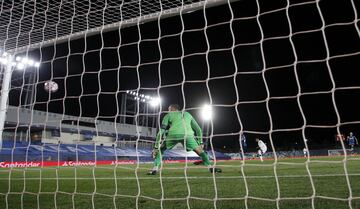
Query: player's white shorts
258 148 267 155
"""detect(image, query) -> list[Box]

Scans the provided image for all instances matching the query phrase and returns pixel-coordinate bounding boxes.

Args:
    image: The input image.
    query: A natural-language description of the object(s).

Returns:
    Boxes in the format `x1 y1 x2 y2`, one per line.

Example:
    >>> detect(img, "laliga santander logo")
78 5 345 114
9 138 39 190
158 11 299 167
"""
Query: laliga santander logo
0 161 41 168
61 161 96 167
0 160 139 168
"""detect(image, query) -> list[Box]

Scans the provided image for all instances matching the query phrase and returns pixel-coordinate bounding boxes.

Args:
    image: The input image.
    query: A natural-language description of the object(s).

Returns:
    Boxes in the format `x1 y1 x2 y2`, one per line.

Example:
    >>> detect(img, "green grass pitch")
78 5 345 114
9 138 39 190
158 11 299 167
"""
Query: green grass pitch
1 156 360 209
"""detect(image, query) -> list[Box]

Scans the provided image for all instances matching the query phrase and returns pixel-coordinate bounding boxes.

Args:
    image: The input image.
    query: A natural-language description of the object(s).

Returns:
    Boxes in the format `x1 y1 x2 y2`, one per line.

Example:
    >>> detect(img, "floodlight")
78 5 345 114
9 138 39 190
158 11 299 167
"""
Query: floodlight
27 59 34 66
149 97 161 107
16 63 25 70
21 57 28 64
201 104 213 121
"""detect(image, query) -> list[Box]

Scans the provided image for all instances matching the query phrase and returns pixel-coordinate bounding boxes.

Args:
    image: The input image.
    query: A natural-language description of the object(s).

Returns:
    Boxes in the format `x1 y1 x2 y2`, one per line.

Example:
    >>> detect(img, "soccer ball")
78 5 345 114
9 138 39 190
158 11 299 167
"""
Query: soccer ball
44 81 58 92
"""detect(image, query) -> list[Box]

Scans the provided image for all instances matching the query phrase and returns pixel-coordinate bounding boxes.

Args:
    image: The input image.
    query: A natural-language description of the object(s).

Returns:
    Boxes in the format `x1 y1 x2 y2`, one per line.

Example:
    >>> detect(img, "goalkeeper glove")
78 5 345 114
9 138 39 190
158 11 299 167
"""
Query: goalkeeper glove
152 149 158 159
195 137 203 147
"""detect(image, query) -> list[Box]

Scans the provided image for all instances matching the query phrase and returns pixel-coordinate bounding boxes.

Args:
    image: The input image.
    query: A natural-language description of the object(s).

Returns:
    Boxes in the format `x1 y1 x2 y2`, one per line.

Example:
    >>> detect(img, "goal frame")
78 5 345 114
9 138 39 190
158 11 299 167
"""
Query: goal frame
2 0 237 54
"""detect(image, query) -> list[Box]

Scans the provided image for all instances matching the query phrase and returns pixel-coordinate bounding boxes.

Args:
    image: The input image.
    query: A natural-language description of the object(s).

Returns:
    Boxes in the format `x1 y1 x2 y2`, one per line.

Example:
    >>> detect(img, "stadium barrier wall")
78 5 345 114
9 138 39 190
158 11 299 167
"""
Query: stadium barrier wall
2 150 359 168
0 159 209 168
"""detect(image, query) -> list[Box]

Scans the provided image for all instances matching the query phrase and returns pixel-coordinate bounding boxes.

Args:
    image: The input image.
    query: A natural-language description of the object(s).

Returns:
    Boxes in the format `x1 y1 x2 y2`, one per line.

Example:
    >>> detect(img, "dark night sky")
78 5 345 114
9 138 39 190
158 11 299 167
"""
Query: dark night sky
8 0 360 151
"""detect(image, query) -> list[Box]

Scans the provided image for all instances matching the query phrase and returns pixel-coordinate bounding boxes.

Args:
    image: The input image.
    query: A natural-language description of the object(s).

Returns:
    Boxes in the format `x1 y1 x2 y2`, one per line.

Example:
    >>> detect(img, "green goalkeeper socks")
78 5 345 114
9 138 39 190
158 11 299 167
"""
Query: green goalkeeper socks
154 152 162 167
199 151 212 166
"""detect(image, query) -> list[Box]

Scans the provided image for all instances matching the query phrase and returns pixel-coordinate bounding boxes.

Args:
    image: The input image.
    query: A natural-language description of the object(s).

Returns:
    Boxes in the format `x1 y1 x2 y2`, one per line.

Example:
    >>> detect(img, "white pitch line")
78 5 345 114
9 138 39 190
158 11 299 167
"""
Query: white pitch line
1 173 360 181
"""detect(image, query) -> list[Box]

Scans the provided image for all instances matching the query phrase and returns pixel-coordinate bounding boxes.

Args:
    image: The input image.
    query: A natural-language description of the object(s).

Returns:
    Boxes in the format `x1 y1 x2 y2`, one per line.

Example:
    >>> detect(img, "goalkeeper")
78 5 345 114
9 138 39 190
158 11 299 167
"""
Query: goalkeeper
148 104 222 175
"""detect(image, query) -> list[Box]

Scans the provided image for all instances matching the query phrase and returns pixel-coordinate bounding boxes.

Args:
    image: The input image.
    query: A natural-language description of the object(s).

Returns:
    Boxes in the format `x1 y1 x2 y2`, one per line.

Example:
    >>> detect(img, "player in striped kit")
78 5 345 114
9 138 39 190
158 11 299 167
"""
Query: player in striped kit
347 132 358 151
256 138 267 162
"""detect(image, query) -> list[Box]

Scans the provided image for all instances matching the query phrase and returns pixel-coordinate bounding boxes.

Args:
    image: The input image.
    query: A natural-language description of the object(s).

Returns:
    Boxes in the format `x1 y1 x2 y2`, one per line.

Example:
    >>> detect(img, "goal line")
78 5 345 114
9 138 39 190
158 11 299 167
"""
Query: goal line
1 173 360 181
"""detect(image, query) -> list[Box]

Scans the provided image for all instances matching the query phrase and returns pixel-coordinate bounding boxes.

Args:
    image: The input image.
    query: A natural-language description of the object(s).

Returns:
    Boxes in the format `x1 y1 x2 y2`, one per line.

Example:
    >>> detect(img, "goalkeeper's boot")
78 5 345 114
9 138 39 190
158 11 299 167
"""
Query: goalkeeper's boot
209 167 222 173
147 166 159 175
147 170 157 175
193 160 203 165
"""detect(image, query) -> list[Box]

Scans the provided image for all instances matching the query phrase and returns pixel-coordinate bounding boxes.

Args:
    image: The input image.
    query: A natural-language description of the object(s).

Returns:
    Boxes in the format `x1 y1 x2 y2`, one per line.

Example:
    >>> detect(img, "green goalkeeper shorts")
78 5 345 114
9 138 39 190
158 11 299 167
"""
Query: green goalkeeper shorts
164 134 201 151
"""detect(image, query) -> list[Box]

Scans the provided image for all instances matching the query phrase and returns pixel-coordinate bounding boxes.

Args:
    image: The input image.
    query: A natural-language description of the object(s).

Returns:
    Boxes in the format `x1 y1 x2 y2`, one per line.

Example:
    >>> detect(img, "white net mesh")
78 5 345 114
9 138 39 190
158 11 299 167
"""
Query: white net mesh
0 0 225 52
1 0 360 208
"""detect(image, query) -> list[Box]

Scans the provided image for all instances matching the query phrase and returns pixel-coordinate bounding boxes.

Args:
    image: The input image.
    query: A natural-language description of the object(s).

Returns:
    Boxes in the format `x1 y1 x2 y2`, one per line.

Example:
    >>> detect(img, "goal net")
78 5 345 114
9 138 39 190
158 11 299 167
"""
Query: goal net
1 0 360 209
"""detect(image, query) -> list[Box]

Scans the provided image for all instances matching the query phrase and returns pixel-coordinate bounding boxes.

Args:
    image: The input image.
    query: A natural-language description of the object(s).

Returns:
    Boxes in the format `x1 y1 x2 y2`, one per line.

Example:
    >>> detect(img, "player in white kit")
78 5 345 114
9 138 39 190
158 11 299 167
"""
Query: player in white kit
256 138 267 162
303 147 308 157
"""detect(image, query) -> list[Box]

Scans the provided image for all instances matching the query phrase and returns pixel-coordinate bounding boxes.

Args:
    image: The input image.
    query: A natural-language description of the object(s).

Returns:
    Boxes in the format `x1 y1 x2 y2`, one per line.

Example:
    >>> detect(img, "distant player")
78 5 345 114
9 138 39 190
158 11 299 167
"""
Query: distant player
347 132 358 151
303 147 308 157
239 134 247 159
148 104 222 175
256 138 267 162
241 134 247 150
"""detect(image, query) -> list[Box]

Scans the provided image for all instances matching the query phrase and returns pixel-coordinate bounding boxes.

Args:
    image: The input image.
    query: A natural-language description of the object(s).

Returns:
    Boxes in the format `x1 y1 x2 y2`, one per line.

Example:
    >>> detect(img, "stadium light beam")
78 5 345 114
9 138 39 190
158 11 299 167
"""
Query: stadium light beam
201 104 213 121
0 52 41 150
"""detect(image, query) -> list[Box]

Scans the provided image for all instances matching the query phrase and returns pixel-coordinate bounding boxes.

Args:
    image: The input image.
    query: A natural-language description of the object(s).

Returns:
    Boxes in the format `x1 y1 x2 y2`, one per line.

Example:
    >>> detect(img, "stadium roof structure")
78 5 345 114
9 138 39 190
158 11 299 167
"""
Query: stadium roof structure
4 105 156 138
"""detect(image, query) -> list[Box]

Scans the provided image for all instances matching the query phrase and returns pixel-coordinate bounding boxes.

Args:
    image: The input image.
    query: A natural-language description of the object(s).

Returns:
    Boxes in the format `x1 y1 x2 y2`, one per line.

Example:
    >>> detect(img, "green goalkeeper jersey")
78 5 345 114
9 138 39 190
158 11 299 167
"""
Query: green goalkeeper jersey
154 111 203 149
